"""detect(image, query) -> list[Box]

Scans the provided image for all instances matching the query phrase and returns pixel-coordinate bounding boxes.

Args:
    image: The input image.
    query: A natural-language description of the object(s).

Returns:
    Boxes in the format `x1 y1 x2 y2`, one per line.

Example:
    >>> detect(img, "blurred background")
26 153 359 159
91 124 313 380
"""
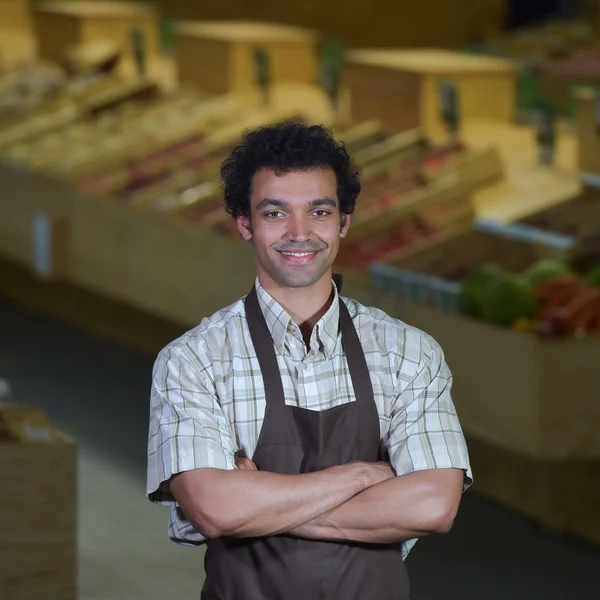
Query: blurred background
1 0 600 598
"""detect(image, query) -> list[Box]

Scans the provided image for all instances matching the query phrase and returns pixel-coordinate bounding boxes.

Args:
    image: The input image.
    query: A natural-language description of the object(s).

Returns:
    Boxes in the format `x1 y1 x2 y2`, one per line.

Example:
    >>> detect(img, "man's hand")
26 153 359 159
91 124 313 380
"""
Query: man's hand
235 456 258 471
368 461 396 483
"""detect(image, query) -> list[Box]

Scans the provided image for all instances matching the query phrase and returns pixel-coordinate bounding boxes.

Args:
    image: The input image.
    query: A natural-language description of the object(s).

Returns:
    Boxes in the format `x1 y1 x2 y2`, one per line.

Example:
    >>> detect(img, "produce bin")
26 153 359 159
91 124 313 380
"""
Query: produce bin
369 225 577 315
369 225 600 460
0 402 77 600
369 229 600 545
475 182 600 265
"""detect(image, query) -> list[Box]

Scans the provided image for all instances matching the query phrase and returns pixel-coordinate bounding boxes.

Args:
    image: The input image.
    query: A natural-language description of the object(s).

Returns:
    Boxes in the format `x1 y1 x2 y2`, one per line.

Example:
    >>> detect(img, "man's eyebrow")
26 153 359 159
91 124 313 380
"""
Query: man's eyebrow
256 198 286 211
256 198 338 211
310 198 337 208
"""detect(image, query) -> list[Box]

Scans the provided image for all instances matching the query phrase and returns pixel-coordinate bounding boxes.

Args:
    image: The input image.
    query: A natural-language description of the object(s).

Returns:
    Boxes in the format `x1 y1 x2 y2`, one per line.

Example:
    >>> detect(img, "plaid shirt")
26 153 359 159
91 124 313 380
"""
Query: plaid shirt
147 278 472 559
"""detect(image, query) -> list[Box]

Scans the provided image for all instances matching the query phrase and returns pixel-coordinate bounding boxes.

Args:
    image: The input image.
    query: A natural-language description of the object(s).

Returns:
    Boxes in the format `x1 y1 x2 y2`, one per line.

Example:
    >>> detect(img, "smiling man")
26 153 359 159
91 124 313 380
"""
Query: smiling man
147 121 472 600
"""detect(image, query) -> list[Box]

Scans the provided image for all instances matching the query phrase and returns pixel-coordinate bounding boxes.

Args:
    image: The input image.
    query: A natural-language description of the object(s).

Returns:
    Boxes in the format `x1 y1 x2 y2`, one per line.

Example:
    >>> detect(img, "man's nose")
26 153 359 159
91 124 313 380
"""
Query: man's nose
286 215 311 242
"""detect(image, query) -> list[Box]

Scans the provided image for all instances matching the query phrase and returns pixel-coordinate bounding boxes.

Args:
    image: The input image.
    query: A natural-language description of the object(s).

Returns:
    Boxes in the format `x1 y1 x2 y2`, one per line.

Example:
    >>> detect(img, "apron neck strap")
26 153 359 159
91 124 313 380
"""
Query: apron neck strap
244 283 374 408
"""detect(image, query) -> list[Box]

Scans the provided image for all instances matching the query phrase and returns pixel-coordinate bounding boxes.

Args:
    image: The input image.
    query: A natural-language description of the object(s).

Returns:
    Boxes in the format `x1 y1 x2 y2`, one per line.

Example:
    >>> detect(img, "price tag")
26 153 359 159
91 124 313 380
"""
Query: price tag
31 212 68 279
32 212 53 278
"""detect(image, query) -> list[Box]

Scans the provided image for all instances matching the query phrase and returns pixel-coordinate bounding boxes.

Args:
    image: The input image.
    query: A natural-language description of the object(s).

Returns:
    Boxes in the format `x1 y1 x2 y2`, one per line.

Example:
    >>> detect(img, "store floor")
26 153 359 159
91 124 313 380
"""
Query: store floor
2 295 600 599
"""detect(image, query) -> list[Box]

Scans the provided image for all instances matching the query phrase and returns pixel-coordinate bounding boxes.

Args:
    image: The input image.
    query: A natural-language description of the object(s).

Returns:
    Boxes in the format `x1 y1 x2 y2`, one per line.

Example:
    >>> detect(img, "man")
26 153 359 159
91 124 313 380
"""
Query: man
147 121 472 599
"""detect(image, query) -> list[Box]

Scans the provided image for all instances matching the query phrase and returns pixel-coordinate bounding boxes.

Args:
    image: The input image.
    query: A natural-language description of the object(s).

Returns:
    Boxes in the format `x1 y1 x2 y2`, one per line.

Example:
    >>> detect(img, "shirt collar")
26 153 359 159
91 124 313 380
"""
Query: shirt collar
254 277 341 359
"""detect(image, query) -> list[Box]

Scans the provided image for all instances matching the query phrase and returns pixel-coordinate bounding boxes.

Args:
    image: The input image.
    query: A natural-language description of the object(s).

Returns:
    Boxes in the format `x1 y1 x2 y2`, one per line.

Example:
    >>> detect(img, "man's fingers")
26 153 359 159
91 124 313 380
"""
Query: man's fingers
236 457 258 471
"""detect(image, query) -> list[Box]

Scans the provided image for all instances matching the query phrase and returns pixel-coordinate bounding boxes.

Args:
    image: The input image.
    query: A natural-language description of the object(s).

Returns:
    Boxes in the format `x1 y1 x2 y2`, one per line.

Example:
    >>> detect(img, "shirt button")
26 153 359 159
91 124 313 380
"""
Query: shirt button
302 363 308 370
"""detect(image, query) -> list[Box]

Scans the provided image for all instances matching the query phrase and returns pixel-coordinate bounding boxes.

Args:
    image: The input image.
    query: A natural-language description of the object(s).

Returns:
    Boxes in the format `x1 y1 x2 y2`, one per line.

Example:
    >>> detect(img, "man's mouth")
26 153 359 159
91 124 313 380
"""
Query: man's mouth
277 249 321 264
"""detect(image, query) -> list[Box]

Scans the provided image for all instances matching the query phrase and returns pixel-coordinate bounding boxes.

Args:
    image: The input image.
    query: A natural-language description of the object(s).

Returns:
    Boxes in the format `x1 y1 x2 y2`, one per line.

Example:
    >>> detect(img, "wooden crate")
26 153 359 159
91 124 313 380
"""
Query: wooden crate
0 404 77 600
174 20 319 95
467 434 600 548
32 1 160 67
475 183 600 265
68 191 256 327
346 49 517 141
368 294 600 462
369 222 580 313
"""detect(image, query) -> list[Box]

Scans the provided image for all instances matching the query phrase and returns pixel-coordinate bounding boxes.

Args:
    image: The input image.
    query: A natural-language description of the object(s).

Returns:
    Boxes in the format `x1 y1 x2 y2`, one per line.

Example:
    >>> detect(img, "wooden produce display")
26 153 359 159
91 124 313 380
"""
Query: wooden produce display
346 49 517 141
0 74 206 267
475 182 600 264
368 224 600 547
32 1 160 71
337 146 503 269
369 225 600 459
373 294 600 546
0 402 77 600
0 72 338 326
174 20 320 95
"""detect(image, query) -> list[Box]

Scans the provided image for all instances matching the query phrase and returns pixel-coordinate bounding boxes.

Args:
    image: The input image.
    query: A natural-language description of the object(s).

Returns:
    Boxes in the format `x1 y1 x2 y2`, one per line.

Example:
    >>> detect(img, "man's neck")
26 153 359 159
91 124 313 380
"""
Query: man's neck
258 272 335 339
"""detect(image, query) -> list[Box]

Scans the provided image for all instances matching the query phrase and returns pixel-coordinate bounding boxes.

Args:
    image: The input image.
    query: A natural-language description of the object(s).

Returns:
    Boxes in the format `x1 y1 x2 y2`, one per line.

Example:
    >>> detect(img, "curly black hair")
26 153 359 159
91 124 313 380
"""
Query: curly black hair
219 120 361 219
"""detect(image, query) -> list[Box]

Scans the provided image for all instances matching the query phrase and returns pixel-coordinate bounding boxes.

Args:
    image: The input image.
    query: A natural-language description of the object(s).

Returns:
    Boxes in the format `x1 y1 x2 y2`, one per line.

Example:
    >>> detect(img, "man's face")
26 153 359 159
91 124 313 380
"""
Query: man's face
237 168 350 289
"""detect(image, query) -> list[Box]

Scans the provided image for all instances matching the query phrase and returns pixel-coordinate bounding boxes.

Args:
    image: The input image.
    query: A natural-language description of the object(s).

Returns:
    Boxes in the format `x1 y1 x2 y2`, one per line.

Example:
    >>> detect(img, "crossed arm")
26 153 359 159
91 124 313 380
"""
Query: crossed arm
169 460 464 544
155 336 470 546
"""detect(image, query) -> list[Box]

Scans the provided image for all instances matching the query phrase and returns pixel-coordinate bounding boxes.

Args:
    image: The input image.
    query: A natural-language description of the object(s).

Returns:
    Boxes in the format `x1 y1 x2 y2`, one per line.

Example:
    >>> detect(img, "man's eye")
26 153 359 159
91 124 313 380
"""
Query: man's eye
313 210 331 217
265 211 283 218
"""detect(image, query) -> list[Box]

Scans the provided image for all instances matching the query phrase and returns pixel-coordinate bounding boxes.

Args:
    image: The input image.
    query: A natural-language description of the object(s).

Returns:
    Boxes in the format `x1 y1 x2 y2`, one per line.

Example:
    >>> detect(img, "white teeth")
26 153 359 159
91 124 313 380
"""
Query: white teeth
281 252 314 257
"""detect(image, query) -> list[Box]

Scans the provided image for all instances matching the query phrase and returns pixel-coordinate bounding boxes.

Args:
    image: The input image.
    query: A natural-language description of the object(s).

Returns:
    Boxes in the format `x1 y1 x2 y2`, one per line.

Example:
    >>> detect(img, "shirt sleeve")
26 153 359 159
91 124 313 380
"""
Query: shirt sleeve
146 340 237 506
387 333 473 490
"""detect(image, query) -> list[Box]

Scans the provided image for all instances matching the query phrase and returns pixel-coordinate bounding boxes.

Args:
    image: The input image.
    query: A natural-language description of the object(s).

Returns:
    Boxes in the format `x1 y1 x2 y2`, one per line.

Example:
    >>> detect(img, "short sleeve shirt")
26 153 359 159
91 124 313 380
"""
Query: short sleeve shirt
147 278 472 559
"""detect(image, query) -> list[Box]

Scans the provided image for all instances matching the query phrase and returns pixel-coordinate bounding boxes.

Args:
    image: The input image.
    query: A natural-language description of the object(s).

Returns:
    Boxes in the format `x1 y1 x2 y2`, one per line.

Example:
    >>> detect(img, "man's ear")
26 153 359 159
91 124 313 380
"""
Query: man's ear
340 214 350 238
237 215 253 241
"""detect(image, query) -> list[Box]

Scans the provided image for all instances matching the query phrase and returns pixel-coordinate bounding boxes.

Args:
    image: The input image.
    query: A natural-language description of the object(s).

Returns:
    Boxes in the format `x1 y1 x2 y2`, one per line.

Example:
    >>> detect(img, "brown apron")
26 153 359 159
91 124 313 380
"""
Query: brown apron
201 283 410 600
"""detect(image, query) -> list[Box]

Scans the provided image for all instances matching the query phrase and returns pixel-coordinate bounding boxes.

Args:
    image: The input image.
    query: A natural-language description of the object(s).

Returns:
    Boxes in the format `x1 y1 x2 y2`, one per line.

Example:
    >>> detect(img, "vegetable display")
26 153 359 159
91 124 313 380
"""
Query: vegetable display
457 257 600 337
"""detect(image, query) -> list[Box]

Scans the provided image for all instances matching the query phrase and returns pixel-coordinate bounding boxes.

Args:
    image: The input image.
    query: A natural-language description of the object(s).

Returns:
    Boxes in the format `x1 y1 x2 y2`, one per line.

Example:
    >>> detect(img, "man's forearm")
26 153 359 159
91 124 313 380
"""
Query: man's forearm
170 462 389 539
287 469 464 544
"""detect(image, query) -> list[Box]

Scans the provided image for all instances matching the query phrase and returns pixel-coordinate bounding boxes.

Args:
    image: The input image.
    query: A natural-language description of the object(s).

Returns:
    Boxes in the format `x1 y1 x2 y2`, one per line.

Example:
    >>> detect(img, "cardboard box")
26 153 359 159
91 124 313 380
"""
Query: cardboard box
32 1 160 68
174 20 319 95
0 403 77 600
346 49 517 141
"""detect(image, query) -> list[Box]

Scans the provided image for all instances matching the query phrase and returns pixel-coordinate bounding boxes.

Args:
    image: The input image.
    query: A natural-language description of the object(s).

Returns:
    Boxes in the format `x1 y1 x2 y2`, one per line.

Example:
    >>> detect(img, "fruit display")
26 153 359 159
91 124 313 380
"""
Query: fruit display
457 257 600 337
